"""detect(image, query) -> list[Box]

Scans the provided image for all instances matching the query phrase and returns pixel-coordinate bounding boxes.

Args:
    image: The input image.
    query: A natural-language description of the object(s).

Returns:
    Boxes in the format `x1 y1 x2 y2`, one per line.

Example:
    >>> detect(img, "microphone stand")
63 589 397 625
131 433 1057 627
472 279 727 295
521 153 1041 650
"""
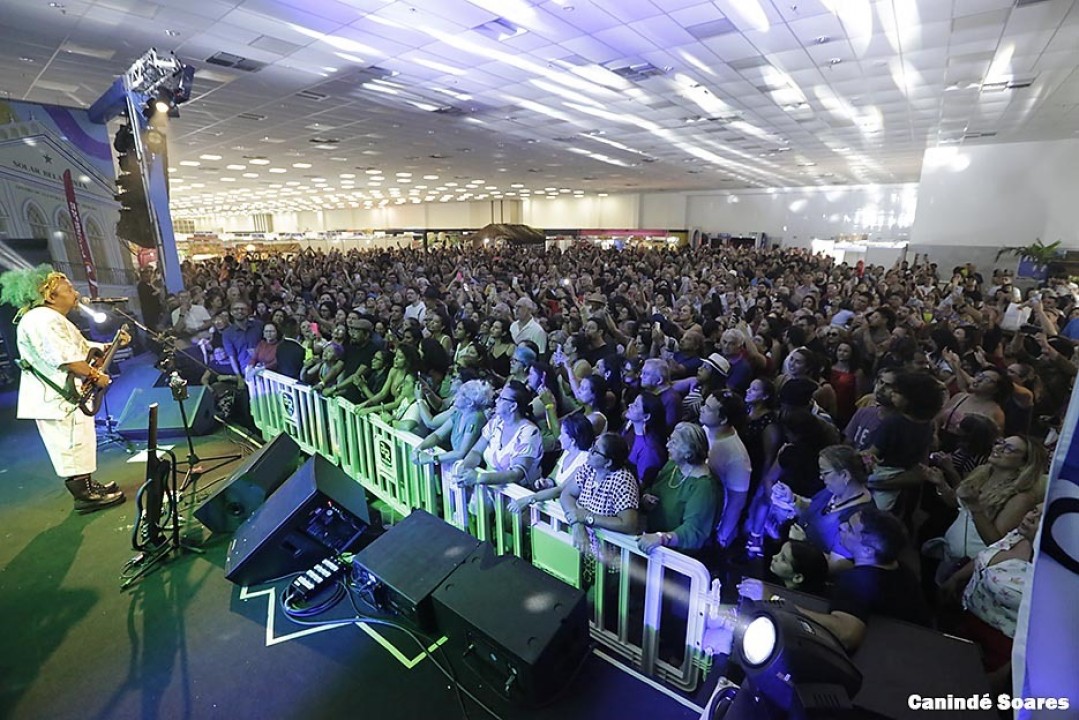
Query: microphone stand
108 304 243 496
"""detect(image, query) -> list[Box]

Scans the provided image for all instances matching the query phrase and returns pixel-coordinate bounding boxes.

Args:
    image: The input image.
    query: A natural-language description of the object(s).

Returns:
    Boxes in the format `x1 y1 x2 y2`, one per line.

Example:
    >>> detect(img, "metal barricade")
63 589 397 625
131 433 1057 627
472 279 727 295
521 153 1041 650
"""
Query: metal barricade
441 474 715 692
247 369 333 458
330 401 440 518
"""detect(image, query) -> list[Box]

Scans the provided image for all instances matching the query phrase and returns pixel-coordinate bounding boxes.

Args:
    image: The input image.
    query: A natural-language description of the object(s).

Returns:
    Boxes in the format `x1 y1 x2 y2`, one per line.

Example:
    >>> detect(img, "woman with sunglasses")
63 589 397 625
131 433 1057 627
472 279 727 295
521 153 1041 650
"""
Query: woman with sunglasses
925 435 1046 584
770 445 875 571
935 364 1011 449
560 433 639 565
453 380 544 495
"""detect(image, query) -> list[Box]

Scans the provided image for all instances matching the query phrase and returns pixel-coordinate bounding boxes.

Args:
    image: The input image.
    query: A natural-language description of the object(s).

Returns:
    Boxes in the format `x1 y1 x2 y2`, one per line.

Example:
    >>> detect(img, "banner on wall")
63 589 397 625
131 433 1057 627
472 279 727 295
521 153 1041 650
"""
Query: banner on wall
62 170 98 297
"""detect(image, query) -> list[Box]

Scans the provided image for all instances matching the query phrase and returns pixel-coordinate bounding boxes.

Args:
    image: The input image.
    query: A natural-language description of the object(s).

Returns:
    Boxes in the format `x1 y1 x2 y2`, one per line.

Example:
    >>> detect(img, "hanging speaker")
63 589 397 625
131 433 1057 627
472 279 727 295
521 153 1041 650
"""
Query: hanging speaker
193 433 305 534
224 454 370 586
116 386 216 438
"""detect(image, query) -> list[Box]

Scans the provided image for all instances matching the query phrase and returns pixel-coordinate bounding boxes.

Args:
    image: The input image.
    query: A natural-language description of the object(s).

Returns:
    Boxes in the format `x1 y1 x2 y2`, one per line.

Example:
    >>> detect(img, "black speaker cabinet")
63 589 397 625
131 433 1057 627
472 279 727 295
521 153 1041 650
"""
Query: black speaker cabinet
432 546 589 706
194 433 305 534
116 386 216 438
225 454 370 586
351 510 481 632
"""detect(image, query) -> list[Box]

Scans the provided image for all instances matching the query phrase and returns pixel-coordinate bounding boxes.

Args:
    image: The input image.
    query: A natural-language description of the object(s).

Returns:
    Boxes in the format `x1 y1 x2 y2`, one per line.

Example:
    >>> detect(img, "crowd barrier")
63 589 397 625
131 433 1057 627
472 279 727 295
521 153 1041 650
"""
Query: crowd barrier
247 368 717 691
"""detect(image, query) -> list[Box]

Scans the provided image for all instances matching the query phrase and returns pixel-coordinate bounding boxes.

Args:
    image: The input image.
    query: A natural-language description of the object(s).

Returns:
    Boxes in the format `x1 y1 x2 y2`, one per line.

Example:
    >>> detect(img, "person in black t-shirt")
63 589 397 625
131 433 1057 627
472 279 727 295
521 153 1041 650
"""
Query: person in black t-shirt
864 370 944 510
794 506 929 652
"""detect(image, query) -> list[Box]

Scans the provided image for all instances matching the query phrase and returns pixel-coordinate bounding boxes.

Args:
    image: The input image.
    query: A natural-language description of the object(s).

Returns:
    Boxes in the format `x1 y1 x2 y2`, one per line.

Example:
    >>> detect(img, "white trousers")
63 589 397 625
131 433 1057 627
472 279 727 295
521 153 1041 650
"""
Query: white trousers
35 412 97 477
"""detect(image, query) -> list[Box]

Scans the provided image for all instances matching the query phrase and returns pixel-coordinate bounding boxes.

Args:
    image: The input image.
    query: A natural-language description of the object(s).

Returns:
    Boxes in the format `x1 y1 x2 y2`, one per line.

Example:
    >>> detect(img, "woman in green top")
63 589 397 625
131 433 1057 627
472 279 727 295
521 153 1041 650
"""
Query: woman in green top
638 422 720 554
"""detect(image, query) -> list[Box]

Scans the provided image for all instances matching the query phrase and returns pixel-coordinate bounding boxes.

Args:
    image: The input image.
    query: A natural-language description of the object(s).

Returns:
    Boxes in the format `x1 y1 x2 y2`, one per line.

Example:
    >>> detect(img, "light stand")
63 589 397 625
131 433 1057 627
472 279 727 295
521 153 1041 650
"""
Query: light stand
164 369 242 492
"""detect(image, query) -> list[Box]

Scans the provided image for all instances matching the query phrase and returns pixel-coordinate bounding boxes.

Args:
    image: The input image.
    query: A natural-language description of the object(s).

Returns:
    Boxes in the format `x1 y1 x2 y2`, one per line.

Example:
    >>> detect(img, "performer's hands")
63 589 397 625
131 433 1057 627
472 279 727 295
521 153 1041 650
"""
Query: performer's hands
117 329 132 347
92 372 111 389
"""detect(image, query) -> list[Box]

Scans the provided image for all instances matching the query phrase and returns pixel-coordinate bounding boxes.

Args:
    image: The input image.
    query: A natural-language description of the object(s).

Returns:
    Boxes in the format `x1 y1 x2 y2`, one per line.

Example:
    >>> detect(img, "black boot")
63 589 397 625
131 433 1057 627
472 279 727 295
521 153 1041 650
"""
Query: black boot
64 475 125 514
91 479 121 494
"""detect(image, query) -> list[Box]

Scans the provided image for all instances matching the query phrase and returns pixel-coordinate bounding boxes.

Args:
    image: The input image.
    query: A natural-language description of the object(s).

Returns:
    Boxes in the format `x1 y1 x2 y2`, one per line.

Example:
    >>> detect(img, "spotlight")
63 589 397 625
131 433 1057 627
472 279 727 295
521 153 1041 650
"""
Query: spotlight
143 88 180 120
77 301 107 324
711 602 863 720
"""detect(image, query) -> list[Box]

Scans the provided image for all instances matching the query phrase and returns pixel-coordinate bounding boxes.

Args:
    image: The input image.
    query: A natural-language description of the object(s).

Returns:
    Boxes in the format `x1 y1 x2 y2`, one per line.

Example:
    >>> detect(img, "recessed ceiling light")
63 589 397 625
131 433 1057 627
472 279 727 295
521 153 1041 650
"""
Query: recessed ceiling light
269 168 287 173
179 160 200 167
293 163 312 169
199 154 222 160
242 173 259 178
422 175 439 180
249 158 270 165
165 29 181 37
829 58 843 66
226 164 245 171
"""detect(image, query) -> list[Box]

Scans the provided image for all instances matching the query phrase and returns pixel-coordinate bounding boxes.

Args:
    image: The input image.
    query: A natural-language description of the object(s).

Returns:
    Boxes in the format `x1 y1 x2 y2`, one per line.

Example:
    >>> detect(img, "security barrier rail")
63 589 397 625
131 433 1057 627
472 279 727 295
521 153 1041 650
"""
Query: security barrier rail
247 368 716 691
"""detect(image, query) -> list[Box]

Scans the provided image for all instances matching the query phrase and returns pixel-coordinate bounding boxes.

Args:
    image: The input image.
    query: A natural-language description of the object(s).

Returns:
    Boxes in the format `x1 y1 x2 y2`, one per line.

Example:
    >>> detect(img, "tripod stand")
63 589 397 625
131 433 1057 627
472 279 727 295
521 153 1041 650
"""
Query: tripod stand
165 370 242 493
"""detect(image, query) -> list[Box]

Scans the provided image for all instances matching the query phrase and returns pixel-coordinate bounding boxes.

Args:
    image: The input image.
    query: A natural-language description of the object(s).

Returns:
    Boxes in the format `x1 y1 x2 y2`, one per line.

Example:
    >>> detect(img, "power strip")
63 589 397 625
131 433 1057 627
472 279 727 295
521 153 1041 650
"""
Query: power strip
289 557 346 602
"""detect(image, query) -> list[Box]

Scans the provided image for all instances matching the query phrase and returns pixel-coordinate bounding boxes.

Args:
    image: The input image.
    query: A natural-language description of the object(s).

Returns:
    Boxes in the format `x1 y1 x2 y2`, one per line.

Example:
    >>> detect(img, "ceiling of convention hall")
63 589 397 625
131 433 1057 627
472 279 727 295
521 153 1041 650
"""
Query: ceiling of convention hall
2 0 1078 216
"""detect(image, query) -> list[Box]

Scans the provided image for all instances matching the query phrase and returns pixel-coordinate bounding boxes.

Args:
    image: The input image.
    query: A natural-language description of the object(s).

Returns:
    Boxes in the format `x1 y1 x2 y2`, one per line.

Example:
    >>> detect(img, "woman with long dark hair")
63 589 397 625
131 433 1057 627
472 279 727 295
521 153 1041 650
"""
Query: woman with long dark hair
509 413 596 512
621 392 668 489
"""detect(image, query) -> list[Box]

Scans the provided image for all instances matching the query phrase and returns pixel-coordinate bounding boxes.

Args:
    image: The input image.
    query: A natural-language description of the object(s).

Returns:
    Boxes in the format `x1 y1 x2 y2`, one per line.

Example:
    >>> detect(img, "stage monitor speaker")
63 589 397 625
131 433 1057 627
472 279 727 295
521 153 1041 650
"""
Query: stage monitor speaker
116 386 216 438
193 433 306 534
432 546 589 706
351 509 481 632
225 454 370 586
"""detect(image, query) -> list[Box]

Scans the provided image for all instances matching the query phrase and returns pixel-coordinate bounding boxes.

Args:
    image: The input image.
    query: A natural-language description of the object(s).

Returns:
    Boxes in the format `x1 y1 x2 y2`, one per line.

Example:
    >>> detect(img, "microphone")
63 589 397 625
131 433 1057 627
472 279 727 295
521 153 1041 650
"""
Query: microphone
82 296 130 305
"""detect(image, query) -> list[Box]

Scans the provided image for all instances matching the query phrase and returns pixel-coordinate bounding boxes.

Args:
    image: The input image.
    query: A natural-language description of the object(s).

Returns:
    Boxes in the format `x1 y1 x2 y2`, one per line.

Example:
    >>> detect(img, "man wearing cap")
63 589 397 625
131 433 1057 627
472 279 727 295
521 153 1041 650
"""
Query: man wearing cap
326 314 377 401
676 352 731 420
510 297 547 356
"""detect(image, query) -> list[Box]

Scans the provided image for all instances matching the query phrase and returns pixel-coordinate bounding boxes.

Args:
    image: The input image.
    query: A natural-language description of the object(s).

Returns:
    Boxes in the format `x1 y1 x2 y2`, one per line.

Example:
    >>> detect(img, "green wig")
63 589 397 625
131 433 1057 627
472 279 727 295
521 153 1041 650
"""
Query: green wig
0 264 63 319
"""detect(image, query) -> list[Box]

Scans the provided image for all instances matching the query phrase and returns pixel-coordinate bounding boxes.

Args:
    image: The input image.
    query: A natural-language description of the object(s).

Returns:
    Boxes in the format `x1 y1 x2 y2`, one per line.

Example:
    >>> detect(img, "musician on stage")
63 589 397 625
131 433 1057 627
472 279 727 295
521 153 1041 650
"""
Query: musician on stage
0 265 130 513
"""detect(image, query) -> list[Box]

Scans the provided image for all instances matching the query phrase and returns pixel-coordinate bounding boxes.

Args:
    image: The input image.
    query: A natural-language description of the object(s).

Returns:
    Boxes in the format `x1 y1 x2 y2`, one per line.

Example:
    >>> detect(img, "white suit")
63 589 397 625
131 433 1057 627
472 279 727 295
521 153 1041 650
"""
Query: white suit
16 306 101 477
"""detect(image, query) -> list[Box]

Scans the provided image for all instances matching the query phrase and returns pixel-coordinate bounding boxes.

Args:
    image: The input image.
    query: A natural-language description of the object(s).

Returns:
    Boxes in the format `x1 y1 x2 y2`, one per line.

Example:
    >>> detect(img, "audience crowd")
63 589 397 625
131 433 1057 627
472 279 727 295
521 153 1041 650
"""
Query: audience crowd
143 240 1077 691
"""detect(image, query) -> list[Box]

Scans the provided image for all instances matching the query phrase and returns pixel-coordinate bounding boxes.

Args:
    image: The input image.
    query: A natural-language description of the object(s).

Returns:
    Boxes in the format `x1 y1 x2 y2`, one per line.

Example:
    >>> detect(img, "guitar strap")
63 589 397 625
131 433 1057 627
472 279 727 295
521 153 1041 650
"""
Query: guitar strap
16 358 81 405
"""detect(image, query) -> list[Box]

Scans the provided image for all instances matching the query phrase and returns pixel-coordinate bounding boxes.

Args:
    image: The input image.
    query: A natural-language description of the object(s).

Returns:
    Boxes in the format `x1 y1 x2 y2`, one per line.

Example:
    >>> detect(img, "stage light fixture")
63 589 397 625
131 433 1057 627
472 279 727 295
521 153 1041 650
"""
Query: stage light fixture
718 602 863 720
741 616 777 666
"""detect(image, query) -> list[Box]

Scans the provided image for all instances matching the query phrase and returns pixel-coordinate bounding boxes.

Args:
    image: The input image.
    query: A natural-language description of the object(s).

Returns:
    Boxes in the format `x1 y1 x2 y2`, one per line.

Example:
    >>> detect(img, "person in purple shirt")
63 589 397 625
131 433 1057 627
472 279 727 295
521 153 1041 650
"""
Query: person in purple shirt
222 300 265 375
622 392 668 488
843 367 896 451
640 358 683 431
